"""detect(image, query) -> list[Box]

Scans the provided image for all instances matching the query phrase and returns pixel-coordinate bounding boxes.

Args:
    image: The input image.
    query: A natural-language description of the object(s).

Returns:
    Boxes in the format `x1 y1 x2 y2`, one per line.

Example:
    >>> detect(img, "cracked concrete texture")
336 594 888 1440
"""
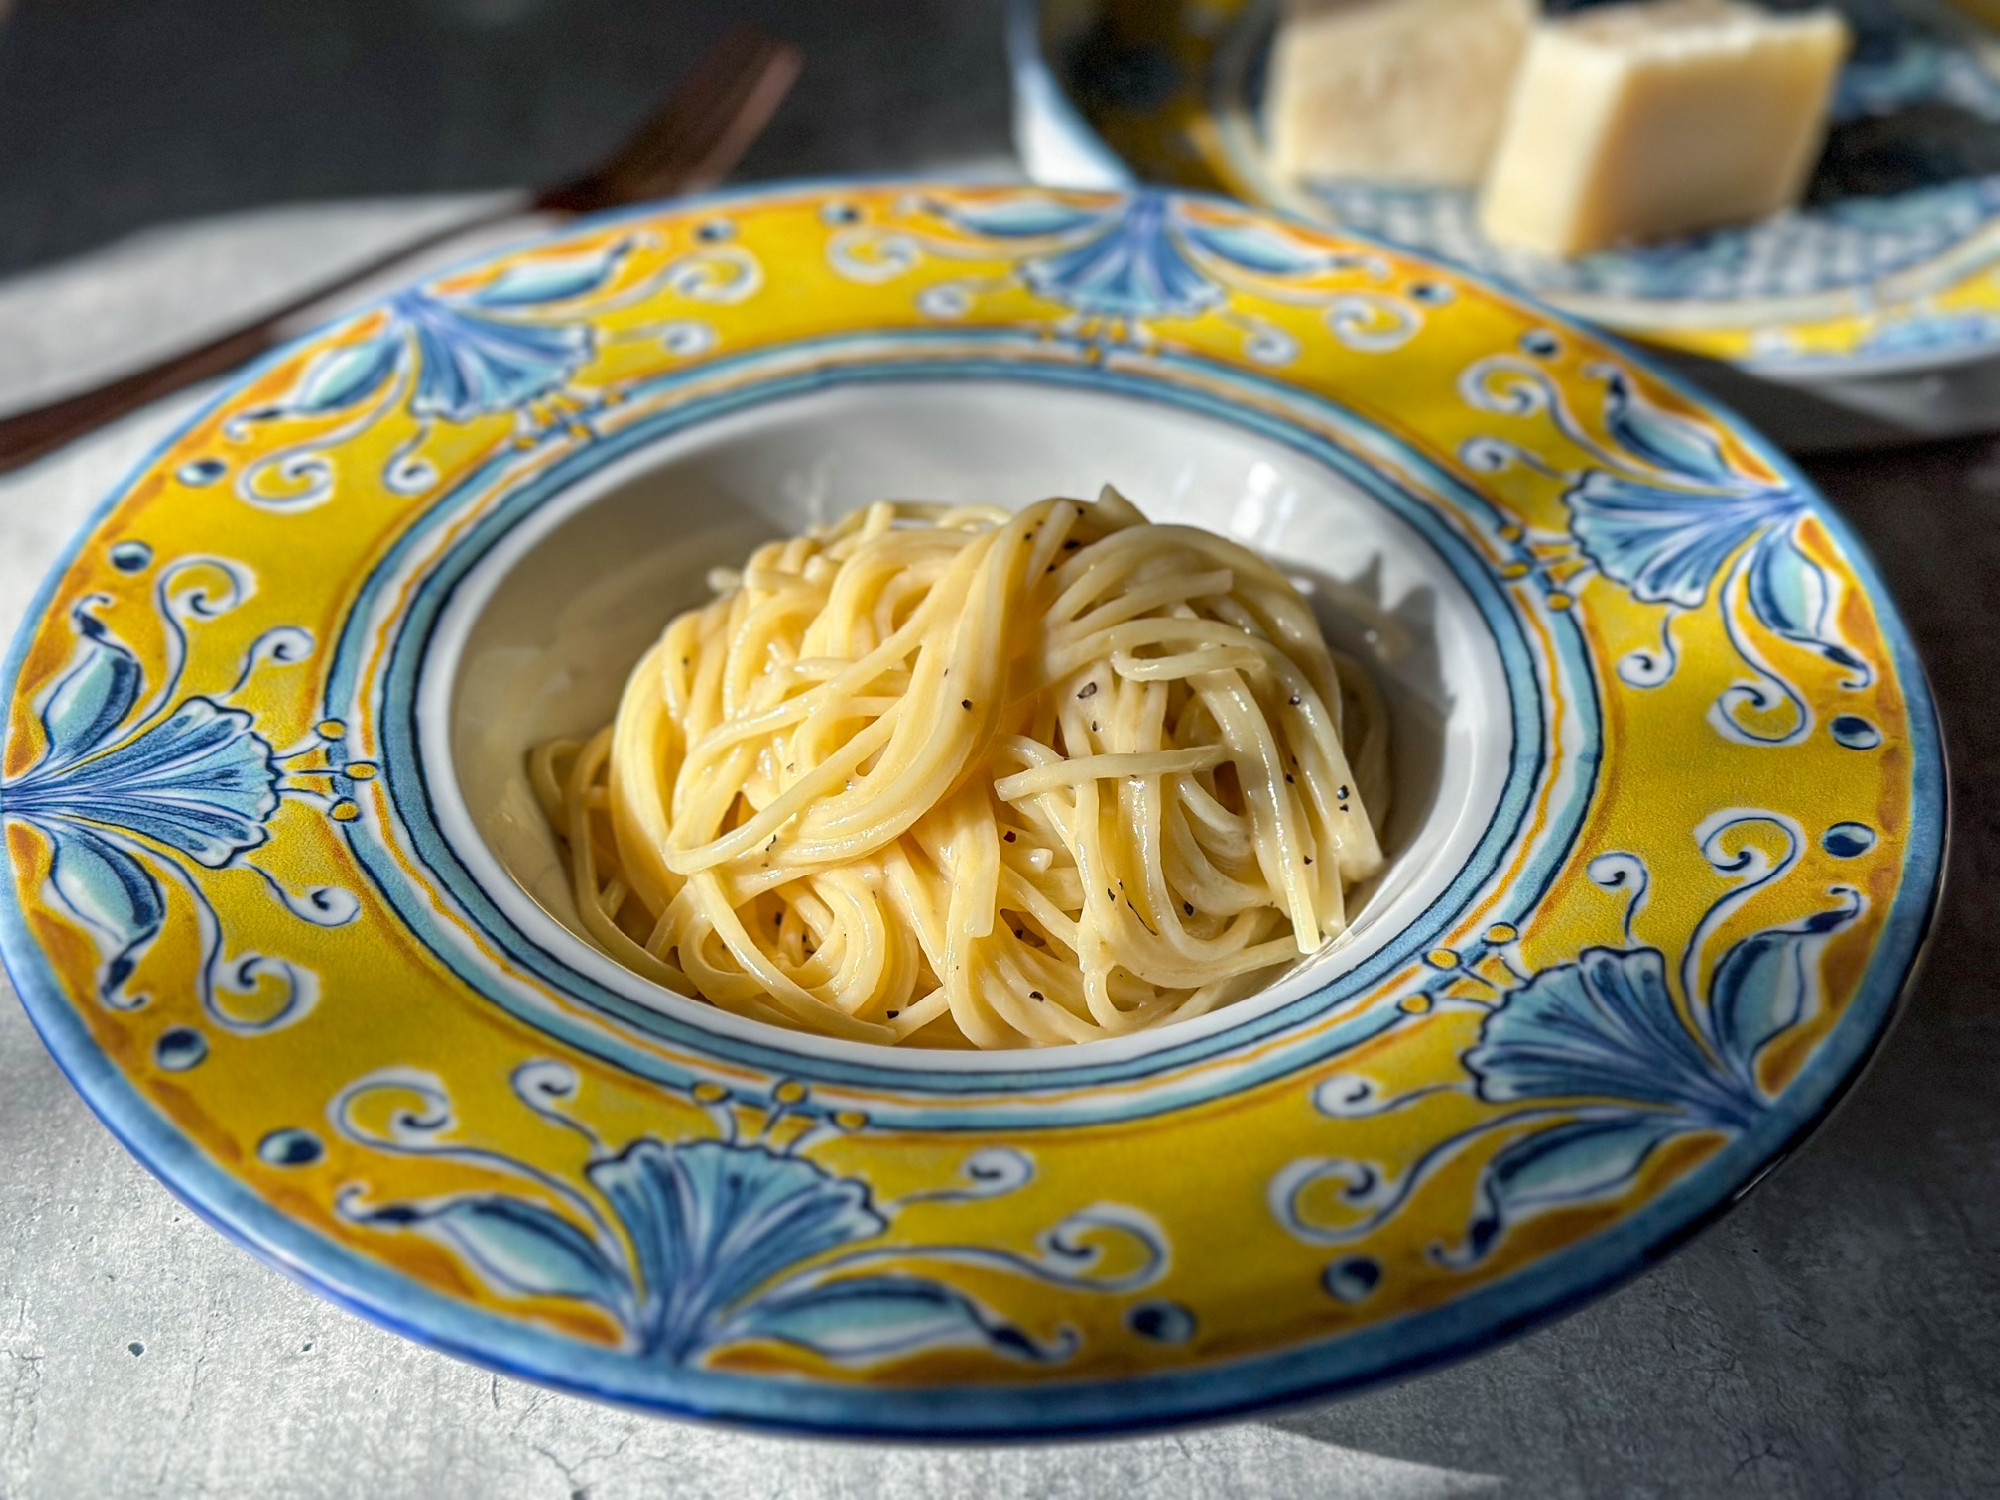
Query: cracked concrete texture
0 123 1996 1500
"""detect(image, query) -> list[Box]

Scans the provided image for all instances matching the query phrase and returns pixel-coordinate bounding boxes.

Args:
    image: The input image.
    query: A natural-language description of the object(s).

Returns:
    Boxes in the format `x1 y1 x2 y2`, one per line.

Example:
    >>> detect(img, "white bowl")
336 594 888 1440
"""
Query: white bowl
428 376 1508 1068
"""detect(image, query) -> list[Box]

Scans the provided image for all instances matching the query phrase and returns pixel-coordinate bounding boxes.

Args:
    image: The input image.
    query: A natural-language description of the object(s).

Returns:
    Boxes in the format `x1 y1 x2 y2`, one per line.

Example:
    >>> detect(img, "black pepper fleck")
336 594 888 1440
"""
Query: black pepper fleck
1030 990 1044 1001
1304 856 1313 865
1004 831 1016 842
886 1009 900 1019
962 699 973 710
1288 692 1301 706
1064 539 1080 550
1077 681 1099 700
1183 901 1194 916
1285 773 1295 783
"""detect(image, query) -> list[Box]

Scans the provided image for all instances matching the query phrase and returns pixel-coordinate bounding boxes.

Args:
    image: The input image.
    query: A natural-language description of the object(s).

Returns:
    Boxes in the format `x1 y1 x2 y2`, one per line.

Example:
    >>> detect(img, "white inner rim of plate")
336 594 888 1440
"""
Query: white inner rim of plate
417 379 1512 1071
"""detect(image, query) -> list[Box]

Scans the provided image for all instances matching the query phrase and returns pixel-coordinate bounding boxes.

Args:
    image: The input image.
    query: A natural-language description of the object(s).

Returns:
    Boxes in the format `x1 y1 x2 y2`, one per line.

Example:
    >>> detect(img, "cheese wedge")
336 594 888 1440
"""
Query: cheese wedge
1478 0 1851 258
1268 0 1535 187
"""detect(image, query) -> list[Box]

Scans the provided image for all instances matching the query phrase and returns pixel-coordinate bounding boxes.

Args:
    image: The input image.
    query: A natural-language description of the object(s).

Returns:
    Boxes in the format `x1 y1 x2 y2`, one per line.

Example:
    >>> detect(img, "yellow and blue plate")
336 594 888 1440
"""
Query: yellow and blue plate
0 180 1945 1436
1017 0 2000 375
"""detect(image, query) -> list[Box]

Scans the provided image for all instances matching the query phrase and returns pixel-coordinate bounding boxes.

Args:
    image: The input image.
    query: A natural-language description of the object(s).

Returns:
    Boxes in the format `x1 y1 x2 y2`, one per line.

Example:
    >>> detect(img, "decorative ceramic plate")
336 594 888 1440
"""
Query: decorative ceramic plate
0 180 1943 1438
1015 0 2000 375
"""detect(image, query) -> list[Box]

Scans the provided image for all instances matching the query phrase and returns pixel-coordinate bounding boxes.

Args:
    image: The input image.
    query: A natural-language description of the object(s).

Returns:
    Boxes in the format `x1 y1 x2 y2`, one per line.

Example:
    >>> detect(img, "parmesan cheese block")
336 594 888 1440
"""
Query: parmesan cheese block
1267 0 1535 187
1477 0 1851 258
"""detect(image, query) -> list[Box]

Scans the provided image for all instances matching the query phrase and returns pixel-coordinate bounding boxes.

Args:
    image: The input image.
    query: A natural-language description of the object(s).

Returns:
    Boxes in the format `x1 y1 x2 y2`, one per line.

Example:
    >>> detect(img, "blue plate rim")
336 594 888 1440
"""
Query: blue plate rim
0 173 1950 1439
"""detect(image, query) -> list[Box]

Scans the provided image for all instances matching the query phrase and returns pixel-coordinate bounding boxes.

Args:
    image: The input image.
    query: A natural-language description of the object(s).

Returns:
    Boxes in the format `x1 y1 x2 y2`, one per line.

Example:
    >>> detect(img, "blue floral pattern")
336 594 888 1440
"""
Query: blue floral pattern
226 236 758 509
1463 358 1871 745
309 289 595 426
0 558 358 1028
1274 813 1862 1271
333 1066 1167 1369
826 189 1427 364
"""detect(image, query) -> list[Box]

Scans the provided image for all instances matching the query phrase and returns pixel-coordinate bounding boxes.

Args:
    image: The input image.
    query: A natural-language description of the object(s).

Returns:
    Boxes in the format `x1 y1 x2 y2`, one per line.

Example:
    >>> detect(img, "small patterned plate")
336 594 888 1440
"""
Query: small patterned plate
0 181 1944 1437
1016 0 2000 375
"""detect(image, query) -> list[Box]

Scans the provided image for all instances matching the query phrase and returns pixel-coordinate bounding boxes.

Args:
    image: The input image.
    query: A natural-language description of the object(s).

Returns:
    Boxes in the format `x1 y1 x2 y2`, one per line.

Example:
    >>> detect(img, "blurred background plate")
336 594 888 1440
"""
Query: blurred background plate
1010 0 2000 449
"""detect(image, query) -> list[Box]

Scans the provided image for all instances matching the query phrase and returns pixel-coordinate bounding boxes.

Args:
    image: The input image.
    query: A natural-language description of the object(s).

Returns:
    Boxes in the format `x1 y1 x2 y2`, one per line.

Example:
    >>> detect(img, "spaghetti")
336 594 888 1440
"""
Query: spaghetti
530 486 1388 1047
